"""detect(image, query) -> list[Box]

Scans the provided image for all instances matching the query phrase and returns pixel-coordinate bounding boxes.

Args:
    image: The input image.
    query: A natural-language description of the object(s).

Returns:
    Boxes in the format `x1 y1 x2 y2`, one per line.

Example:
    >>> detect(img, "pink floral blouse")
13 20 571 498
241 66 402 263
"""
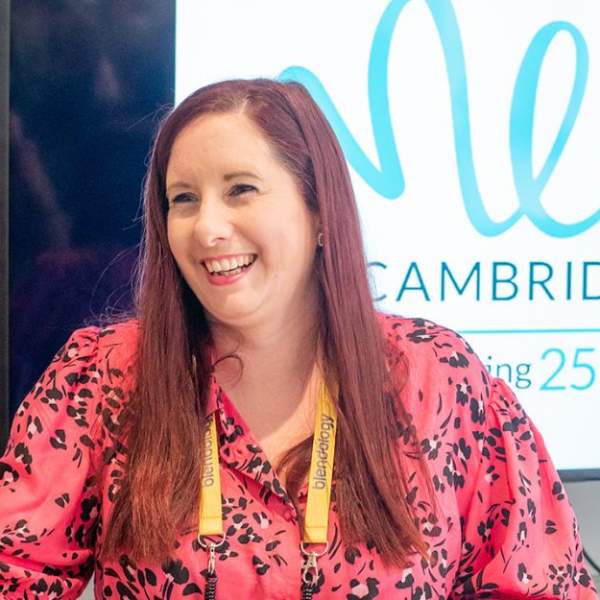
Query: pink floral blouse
0 314 597 599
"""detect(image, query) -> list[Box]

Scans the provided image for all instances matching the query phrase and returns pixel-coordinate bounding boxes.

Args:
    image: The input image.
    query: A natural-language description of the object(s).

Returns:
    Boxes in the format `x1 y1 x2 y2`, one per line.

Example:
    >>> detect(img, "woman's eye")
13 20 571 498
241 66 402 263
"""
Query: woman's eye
170 192 195 205
229 183 256 197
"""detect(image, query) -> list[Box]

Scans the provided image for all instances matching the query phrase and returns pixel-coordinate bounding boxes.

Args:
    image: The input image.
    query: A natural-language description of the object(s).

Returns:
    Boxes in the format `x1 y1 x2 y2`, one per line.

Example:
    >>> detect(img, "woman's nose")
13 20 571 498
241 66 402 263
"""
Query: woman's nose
192 197 234 247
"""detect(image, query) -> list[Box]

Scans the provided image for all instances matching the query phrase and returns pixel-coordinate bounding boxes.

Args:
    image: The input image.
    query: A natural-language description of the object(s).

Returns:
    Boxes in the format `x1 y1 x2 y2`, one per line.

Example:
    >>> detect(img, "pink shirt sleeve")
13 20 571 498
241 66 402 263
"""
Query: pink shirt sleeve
0 327 103 600
450 375 596 597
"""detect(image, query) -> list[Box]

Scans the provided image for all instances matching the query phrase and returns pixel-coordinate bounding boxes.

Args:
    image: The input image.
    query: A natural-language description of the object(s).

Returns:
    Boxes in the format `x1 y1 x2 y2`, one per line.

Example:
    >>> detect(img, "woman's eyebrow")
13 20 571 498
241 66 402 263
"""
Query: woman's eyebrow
166 171 262 194
165 181 194 195
223 171 262 182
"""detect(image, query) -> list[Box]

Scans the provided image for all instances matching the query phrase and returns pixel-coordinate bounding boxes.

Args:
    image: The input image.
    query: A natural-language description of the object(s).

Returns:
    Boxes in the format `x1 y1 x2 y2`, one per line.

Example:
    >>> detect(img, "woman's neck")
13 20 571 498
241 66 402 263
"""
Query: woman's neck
208 304 322 442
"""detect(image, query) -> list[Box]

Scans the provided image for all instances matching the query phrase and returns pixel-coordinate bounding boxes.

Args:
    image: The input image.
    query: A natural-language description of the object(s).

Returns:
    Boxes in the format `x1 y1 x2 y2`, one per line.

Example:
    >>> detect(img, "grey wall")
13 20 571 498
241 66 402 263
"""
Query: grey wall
566 481 600 588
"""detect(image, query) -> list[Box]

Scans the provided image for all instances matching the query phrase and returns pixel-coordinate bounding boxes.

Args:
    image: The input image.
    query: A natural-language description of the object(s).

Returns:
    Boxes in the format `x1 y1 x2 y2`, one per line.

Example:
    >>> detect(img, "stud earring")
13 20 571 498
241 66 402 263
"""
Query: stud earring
317 232 324 247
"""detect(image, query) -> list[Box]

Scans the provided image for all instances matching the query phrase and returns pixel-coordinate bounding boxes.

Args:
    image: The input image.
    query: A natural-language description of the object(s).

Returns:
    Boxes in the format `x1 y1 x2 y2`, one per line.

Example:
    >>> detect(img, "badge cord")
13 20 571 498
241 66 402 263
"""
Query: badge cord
300 378 337 598
197 379 337 599
197 414 223 600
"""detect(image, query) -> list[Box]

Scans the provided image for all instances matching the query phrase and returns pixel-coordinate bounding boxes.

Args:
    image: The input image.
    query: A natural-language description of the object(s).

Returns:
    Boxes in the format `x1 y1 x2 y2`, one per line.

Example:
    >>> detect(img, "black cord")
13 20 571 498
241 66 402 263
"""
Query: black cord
583 546 600 576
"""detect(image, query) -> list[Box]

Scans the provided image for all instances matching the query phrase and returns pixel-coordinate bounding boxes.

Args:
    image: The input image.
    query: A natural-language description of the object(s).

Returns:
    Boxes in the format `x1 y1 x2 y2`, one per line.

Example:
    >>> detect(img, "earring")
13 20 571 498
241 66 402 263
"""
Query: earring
317 232 324 247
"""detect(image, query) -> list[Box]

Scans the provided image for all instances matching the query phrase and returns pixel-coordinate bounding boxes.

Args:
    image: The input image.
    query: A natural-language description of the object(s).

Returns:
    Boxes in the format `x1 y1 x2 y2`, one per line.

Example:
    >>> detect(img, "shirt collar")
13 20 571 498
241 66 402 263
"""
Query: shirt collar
204 371 221 417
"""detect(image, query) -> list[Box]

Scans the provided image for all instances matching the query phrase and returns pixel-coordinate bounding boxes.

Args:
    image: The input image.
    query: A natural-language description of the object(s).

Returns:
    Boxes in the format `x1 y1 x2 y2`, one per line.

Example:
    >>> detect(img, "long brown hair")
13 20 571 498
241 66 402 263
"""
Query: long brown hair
101 79 429 566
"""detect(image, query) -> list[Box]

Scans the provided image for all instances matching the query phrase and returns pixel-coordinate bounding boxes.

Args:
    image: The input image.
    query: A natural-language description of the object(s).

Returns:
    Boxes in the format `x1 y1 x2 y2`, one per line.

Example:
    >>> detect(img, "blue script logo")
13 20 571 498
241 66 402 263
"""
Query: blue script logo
279 0 600 238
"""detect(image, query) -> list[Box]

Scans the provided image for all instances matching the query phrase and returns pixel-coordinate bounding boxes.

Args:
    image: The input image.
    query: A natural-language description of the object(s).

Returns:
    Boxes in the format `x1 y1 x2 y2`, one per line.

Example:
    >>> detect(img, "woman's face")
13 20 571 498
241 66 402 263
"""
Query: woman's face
166 112 320 331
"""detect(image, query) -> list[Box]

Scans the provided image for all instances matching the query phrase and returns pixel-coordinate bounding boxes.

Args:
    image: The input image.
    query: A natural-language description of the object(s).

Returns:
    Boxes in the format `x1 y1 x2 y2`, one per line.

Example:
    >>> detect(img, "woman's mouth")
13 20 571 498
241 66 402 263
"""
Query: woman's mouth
202 255 257 286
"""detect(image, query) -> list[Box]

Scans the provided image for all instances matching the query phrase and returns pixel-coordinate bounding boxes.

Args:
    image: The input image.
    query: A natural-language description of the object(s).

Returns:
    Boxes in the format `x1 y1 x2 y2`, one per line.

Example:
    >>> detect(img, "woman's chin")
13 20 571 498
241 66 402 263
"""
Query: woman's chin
204 302 265 328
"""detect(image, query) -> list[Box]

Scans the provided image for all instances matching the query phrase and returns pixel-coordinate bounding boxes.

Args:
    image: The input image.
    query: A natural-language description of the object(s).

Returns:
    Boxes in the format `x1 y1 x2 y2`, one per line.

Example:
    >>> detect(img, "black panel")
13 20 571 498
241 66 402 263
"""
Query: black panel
8 1 175 422
1 0 10 449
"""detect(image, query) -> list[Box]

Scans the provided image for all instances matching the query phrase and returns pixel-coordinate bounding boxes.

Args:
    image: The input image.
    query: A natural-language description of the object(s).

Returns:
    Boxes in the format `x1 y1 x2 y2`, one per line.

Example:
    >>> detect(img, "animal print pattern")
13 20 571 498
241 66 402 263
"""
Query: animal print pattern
0 314 597 599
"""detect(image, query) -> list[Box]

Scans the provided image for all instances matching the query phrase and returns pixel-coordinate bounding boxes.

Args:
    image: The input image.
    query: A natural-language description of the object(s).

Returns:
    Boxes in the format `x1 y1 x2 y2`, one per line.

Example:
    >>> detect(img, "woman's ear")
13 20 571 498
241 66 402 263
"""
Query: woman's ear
314 220 323 248
312 214 322 237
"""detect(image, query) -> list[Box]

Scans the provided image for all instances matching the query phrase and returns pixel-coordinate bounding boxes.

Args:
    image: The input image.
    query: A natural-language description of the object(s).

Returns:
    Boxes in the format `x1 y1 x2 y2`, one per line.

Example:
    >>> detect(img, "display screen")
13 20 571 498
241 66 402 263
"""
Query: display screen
176 0 600 473
8 3 174 420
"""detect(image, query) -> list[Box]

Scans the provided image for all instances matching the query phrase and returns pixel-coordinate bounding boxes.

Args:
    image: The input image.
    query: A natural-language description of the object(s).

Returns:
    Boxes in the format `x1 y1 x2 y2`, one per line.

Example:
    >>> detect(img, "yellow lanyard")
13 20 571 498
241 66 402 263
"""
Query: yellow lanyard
197 413 224 536
198 378 337 543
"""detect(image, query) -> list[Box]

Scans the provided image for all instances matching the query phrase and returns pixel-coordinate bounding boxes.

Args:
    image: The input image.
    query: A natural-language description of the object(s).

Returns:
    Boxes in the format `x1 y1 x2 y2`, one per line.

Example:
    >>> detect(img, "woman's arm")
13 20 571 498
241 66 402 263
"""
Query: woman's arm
0 327 105 599
449 363 598 598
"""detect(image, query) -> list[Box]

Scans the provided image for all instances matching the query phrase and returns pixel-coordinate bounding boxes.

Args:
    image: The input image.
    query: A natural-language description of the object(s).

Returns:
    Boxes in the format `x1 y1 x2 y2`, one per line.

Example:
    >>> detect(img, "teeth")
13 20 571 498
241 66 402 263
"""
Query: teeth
205 254 255 274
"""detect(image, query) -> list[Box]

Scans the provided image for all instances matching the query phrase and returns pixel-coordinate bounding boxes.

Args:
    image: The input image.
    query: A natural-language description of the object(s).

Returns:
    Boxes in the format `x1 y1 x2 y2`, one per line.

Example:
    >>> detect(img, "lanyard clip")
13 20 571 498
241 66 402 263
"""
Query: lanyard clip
300 541 328 587
301 551 319 586
207 543 217 575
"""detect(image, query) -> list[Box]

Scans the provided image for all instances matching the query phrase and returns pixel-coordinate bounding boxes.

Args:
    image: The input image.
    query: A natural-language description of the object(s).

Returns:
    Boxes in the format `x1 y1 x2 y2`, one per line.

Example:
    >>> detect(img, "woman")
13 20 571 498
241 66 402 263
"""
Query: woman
0 79 597 599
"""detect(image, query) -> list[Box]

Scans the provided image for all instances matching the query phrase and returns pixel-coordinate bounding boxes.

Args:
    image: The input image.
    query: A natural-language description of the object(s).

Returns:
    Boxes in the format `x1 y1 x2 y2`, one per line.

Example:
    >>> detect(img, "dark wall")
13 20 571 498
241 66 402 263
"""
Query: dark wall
8 1 175 426
1 0 10 449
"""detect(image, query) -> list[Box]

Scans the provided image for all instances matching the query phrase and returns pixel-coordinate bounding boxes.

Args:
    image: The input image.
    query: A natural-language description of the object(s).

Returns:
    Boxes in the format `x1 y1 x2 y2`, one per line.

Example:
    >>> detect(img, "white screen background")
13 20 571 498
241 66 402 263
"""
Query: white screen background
175 0 600 471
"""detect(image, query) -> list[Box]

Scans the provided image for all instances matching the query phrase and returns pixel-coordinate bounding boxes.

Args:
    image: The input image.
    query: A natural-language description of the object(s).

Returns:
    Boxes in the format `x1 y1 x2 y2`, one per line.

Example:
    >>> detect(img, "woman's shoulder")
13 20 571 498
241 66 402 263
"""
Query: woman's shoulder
63 317 140 375
16 318 141 444
376 310 465 343
375 311 492 433
375 311 484 377
91 317 140 354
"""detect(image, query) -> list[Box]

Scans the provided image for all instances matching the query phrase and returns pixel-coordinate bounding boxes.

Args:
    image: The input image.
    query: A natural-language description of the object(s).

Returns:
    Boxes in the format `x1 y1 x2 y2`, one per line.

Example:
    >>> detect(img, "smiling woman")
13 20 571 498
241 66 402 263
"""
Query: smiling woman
165 111 320 332
0 79 597 600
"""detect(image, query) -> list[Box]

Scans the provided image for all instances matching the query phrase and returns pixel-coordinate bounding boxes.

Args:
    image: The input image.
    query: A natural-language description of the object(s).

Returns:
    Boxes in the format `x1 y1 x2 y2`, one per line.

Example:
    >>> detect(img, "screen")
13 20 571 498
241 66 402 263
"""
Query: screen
176 0 600 472
8 2 174 421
